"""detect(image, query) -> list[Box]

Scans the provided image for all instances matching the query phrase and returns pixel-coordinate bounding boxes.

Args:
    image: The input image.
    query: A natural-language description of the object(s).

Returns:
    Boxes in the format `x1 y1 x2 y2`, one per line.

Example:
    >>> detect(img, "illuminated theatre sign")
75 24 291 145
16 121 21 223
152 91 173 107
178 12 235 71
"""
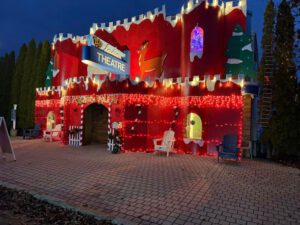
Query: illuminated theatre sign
82 35 130 75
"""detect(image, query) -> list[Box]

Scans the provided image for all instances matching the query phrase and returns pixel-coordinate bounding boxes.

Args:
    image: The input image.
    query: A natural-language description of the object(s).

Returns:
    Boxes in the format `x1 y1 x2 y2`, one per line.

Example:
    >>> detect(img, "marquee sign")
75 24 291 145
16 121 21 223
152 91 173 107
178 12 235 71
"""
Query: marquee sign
87 35 125 59
82 46 130 75
82 35 130 76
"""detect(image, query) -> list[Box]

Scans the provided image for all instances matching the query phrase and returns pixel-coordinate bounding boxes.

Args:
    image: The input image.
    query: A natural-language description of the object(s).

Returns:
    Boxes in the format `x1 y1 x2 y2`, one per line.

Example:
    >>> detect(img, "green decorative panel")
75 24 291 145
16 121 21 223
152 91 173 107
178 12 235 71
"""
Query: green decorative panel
225 25 256 81
45 59 53 88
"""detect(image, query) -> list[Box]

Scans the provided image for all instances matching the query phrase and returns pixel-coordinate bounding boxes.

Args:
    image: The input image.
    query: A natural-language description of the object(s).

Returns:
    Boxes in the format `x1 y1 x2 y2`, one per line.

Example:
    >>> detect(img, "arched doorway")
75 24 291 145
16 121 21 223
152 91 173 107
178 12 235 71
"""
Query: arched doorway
83 104 108 145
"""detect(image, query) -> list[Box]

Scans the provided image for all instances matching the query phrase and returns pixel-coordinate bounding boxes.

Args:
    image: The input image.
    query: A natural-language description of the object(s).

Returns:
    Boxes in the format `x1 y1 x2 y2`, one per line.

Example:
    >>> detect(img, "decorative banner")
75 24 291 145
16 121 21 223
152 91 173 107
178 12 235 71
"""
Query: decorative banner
82 46 130 76
138 41 167 78
0 117 16 161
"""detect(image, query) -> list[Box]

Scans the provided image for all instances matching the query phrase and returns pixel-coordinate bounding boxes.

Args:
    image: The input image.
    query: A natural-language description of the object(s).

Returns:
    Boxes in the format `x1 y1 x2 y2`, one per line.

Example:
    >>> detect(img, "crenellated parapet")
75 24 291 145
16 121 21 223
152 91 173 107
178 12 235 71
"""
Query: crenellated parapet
36 74 245 97
179 0 246 16
89 0 247 33
89 5 166 34
51 0 247 46
52 33 87 46
36 85 63 97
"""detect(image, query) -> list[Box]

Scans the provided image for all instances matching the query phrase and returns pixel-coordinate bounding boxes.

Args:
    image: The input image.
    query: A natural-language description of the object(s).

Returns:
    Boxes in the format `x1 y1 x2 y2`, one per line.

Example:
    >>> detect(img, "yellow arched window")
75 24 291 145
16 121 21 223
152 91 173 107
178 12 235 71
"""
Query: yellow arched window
185 113 202 140
47 111 56 129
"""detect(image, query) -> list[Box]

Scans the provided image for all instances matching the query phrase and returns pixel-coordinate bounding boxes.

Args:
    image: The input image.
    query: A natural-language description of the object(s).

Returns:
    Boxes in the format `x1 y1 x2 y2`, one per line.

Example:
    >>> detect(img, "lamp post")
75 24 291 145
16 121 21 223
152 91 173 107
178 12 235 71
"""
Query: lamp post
10 104 17 137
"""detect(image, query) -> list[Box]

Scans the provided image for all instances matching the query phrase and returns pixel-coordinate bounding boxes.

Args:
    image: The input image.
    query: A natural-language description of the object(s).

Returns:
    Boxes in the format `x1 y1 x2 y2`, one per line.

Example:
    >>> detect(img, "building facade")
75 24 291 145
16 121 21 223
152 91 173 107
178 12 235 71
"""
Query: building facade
35 0 257 155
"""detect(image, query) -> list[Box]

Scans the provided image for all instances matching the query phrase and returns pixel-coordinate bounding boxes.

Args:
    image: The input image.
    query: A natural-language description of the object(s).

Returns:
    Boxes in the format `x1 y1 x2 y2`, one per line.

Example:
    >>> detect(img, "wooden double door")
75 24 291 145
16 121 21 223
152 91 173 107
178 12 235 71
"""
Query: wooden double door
83 104 108 145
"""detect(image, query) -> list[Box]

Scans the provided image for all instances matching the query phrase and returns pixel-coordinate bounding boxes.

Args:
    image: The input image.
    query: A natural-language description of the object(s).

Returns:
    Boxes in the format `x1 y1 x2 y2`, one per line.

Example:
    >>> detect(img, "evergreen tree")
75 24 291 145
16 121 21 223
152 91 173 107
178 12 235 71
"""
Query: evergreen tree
25 40 51 128
10 44 27 130
0 52 15 124
258 0 276 154
6 52 15 123
225 25 256 81
32 42 43 84
258 0 276 83
0 56 5 117
11 44 27 110
27 42 42 127
288 0 300 81
18 39 36 129
36 40 51 88
271 0 299 156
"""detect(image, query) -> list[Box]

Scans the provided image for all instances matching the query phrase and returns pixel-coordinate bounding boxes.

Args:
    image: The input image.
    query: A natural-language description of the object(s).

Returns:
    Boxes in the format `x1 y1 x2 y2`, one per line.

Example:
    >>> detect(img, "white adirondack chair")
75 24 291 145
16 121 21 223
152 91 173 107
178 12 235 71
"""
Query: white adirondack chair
153 129 175 157
44 124 62 142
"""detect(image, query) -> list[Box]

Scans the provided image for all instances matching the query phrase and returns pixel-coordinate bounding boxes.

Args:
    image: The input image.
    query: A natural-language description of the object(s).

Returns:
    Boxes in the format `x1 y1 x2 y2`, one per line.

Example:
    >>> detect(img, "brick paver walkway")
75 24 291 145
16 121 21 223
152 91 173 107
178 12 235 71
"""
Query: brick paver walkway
0 139 299 225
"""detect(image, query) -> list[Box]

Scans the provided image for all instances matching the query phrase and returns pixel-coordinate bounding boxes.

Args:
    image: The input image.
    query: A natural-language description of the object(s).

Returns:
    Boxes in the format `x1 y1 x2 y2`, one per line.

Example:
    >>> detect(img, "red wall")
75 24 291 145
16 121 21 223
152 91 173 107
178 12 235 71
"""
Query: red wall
52 2 246 86
95 6 246 80
36 79 243 154
35 96 61 131
52 40 87 86
120 97 243 154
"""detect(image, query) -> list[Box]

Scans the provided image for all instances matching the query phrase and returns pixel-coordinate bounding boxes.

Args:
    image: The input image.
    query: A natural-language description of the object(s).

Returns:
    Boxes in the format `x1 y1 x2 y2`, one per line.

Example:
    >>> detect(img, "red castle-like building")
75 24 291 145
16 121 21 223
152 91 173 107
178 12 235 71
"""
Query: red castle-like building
35 0 257 155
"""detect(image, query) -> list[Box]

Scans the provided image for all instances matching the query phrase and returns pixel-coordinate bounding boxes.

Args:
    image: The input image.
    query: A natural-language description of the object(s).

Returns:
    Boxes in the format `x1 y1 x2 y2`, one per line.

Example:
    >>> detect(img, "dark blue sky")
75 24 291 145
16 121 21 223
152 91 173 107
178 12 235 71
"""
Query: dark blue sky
0 0 280 56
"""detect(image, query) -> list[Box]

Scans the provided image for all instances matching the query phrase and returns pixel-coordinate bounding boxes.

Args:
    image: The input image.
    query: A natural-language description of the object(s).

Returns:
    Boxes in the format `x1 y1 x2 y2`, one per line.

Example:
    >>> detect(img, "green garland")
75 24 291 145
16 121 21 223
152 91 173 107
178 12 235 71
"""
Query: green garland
108 129 122 154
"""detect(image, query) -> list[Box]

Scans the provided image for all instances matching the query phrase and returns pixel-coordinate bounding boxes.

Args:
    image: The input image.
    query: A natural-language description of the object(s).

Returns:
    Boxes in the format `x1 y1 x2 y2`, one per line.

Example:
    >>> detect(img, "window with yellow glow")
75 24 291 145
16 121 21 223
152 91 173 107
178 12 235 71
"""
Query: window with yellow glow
47 111 56 129
185 113 202 140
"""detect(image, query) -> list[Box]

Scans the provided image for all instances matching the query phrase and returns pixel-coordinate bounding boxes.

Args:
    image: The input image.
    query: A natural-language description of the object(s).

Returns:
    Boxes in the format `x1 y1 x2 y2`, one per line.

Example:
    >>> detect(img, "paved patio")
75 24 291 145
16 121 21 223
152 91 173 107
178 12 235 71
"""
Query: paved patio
0 138 299 225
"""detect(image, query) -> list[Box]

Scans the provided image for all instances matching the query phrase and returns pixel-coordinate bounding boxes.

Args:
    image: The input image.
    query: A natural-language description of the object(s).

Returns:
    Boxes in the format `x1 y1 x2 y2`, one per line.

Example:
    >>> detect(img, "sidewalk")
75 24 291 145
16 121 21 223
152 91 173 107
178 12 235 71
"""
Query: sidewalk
0 138 299 225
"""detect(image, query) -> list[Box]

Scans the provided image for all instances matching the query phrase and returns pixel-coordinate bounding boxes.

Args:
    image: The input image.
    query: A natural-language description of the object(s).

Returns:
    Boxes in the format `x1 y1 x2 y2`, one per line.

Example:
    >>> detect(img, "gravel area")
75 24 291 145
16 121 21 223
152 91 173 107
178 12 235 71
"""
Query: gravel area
0 185 114 225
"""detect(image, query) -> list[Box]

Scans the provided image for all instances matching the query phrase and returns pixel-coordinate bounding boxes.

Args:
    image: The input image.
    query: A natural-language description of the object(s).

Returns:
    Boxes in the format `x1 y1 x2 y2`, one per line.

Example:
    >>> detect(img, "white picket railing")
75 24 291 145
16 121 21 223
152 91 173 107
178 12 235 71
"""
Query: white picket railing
68 126 82 147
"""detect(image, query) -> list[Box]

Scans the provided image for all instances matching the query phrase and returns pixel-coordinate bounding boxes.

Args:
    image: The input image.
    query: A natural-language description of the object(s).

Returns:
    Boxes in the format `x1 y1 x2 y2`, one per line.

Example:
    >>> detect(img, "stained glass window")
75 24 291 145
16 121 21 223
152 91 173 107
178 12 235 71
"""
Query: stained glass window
190 26 204 61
